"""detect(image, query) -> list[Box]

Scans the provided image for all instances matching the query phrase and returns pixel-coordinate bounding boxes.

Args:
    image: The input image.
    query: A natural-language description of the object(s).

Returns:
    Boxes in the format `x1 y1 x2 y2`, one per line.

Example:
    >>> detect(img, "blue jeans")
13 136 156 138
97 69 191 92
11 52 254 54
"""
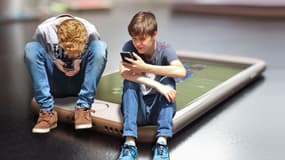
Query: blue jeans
24 40 107 111
121 77 176 138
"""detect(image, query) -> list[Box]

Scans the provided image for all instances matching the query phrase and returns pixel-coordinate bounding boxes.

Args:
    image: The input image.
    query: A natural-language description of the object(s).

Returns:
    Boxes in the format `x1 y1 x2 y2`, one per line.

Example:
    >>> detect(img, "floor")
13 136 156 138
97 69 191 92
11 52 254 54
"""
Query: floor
0 2 285 160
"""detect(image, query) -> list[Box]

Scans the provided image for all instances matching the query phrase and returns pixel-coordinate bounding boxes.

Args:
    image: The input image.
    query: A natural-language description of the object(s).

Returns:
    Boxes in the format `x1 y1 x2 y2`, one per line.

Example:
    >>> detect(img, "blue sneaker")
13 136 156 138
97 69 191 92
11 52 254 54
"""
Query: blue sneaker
152 141 170 160
118 142 138 160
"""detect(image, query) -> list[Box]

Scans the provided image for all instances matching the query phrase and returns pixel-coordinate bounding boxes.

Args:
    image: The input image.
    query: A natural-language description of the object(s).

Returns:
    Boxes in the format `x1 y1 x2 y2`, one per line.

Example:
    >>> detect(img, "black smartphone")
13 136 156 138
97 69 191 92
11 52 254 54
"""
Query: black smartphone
120 51 135 63
64 61 74 71
62 57 74 71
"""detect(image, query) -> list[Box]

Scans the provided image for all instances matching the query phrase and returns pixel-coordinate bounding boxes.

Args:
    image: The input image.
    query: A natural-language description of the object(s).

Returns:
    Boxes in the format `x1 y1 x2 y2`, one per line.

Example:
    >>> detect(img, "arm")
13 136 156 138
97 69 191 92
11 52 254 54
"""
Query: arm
123 52 186 78
120 61 177 103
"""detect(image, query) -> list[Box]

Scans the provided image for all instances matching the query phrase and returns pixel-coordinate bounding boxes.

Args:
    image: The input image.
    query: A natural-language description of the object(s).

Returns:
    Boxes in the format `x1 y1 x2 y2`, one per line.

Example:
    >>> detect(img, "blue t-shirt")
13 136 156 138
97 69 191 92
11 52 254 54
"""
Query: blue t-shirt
122 40 178 95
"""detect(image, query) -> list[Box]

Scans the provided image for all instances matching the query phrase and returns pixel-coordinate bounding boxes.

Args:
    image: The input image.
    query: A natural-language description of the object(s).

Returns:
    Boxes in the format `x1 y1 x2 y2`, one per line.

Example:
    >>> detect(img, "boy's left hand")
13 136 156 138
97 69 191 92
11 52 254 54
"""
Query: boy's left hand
156 84 176 103
120 61 143 81
122 52 146 73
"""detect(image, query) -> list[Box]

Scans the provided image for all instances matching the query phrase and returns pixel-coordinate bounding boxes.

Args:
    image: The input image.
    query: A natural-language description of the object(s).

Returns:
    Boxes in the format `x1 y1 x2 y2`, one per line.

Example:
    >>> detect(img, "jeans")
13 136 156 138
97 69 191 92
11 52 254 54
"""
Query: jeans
24 40 107 111
121 77 176 138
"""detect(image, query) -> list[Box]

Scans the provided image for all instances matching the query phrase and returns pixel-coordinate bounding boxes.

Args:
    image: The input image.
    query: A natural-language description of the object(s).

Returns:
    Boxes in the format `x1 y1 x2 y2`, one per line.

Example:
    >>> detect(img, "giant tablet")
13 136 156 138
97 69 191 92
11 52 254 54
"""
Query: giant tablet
31 51 266 142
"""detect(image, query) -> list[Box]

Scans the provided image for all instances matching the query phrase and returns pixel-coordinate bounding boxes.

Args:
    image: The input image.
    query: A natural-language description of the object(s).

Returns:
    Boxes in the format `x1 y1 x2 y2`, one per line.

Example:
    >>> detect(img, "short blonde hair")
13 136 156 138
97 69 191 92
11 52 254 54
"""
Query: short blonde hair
57 19 87 58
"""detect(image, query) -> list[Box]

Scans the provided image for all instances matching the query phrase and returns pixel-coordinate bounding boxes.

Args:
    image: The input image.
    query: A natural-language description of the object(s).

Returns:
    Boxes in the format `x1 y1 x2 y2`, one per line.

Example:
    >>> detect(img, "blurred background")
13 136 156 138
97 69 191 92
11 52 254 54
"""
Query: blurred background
0 0 285 160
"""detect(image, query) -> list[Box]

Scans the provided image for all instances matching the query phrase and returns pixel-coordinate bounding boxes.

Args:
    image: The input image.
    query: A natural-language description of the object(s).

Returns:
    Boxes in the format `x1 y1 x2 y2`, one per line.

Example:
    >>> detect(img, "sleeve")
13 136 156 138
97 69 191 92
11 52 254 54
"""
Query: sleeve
88 33 100 41
164 44 178 64
87 24 101 41
32 27 45 43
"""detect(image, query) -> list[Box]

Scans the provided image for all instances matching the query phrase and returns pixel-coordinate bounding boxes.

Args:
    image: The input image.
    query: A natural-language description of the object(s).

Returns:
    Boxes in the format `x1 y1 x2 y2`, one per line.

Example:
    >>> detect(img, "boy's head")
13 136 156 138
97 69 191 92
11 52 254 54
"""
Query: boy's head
128 11 157 37
128 11 158 54
57 18 87 58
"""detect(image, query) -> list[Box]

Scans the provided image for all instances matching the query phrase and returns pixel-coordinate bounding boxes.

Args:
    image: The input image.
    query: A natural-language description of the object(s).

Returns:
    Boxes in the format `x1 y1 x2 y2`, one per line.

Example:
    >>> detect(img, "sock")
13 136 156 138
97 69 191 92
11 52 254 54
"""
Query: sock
125 140 136 146
157 137 167 145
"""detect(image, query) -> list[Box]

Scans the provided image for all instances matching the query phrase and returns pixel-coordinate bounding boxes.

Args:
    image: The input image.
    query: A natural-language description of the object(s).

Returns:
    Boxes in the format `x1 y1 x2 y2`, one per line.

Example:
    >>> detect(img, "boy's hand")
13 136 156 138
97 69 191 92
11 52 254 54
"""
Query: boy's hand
54 59 66 72
54 59 81 77
120 61 142 81
122 52 146 73
64 59 81 77
156 84 176 103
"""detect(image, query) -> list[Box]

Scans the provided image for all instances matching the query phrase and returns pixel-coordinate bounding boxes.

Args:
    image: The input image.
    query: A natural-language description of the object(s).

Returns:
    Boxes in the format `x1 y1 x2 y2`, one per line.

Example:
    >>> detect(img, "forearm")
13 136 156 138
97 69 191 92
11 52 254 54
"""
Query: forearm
134 75 162 90
134 75 177 103
142 63 186 78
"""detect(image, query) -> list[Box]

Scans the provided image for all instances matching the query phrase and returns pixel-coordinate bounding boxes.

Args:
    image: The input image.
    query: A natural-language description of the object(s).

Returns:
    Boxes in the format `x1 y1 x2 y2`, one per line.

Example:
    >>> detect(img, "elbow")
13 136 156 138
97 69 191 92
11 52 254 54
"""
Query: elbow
180 72 187 78
176 68 187 78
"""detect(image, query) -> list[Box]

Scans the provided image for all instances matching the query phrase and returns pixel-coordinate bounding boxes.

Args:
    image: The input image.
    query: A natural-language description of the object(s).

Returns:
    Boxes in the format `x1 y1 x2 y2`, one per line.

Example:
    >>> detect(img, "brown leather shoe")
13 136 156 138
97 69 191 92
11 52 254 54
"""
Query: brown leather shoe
32 110 58 133
74 108 94 130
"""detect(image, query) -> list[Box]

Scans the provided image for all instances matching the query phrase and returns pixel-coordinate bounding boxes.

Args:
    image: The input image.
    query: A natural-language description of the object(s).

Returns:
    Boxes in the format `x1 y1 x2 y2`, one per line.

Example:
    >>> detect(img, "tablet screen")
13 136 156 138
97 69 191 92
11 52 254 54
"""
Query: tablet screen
95 58 244 111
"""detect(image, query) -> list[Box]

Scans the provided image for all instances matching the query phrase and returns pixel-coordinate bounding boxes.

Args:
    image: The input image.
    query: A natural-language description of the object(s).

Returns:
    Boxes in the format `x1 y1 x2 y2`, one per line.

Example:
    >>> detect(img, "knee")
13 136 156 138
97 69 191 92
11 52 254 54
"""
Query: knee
90 40 107 49
160 77 176 89
123 80 139 90
24 42 42 62
88 40 108 58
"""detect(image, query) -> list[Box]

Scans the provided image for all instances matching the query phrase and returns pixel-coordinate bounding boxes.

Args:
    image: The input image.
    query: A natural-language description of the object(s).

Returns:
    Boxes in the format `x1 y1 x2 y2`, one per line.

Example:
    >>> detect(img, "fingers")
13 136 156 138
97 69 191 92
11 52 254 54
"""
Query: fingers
64 70 78 77
164 88 176 103
124 57 135 64
169 91 176 103
64 66 80 77
57 64 66 73
132 52 141 60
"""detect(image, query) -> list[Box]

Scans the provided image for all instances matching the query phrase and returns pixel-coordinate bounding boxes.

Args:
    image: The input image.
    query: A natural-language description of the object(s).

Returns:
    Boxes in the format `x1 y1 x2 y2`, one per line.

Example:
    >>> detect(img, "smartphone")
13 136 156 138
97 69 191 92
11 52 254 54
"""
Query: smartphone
32 51 266 142
62 57 74 71
120 51 136 63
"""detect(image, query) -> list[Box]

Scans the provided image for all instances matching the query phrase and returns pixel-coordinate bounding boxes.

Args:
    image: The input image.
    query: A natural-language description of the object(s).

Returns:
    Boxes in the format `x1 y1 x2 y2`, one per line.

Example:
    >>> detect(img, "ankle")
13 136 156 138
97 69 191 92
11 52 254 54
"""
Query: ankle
125 136 136 146
157 136 167 145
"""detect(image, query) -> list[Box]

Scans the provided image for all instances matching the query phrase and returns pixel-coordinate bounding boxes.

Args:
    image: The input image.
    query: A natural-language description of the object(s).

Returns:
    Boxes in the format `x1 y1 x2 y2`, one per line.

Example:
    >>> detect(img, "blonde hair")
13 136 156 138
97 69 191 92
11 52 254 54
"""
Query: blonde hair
57 18 87 58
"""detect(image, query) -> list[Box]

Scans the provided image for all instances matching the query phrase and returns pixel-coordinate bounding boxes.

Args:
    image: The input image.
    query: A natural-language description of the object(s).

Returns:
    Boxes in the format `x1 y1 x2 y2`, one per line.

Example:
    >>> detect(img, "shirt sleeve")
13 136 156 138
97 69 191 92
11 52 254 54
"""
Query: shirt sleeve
87 25 101 42
32 27 45 43
163 44 178 64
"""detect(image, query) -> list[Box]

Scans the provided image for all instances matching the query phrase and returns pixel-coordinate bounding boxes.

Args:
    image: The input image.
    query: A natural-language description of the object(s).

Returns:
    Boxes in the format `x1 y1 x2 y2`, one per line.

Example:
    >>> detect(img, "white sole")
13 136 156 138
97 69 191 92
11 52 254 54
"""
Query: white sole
75 123 92 130
32 124 57 133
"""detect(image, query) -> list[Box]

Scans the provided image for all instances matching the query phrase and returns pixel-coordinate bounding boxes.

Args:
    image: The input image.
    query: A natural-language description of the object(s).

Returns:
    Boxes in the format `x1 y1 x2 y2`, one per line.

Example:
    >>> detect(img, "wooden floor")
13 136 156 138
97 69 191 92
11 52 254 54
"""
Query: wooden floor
0 2 285 160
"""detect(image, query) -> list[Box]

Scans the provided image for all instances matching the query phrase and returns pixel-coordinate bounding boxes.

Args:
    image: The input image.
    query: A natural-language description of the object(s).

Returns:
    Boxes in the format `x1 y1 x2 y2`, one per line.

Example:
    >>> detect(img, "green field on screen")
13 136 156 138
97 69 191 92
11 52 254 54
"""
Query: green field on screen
95 59 243 111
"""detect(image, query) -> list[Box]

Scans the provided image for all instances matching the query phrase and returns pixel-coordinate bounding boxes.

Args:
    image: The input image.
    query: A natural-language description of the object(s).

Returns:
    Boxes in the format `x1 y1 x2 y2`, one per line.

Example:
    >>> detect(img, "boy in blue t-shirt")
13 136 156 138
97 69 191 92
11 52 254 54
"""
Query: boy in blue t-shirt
118 11 186 160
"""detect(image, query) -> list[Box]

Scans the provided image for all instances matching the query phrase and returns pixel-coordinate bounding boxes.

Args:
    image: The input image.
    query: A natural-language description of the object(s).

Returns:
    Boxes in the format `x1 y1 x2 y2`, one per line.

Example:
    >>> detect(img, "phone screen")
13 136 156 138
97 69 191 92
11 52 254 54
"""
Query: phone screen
62 57 74 71
64 62 74 71
120 51 135 63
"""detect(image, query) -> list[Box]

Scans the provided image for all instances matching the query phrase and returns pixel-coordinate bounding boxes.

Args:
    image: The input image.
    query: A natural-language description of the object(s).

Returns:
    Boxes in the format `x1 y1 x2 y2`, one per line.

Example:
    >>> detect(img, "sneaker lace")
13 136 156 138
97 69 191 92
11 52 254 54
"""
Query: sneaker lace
156 144 168 158
38 111 53 123
85 109 95 118
77 108 95 119
122 144 136 157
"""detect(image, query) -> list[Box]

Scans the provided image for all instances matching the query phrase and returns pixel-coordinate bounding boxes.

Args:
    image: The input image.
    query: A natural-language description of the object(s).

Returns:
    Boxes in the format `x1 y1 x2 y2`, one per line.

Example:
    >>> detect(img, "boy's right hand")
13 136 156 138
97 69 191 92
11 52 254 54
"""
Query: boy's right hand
54 59 66 73
54 59 80 77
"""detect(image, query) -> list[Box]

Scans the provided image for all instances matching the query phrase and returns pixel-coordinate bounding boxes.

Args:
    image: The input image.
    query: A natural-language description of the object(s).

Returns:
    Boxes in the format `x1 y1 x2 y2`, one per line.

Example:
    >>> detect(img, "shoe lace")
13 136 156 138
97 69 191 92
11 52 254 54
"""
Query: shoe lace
84 109 95 118
156 144 168 158
38 111 53 123
122 144 136 157
76 108 95 119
